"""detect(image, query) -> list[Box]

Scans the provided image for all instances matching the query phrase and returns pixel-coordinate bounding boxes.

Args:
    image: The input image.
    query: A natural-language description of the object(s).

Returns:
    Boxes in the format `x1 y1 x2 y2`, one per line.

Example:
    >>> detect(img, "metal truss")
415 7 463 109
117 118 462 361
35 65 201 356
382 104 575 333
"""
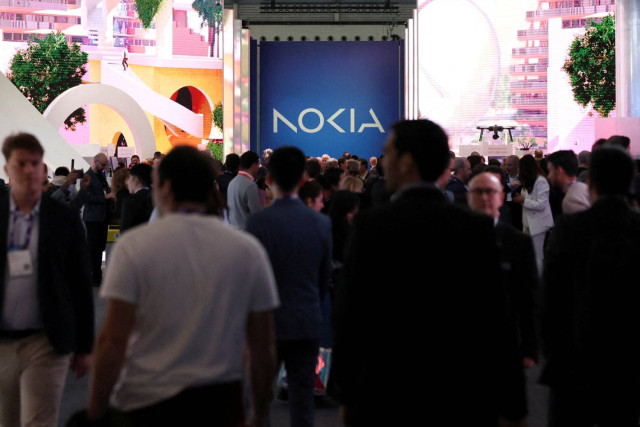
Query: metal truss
259 2 400 13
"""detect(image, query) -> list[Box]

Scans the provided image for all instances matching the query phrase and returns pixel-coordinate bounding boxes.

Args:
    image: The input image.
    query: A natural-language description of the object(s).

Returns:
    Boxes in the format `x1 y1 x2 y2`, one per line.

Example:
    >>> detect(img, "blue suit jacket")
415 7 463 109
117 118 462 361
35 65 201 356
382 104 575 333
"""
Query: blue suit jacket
0 193 94 354
246 196 332 341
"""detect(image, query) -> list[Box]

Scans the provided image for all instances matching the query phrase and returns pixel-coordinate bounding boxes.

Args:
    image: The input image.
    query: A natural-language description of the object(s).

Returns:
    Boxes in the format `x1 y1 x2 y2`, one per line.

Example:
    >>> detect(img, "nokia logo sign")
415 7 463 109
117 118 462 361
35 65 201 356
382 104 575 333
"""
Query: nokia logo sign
273 108 385 134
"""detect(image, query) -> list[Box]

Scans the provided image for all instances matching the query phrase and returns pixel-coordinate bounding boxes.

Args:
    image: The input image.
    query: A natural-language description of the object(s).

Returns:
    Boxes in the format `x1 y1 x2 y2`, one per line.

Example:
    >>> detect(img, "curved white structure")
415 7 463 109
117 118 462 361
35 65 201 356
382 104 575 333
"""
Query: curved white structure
43 83 157 159
0 71 91 181
101 59 205 138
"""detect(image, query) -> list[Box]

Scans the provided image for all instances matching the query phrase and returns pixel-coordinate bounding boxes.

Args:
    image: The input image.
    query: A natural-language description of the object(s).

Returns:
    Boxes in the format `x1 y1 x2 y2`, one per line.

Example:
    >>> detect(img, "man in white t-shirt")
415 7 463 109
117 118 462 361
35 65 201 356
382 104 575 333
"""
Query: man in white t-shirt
85 146 279 426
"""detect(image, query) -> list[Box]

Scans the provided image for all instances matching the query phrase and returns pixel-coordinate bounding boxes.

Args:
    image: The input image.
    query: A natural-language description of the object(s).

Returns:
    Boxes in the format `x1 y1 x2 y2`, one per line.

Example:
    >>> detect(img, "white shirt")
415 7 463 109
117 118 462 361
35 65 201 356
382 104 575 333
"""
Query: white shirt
1 195 41 330
101 212 279 410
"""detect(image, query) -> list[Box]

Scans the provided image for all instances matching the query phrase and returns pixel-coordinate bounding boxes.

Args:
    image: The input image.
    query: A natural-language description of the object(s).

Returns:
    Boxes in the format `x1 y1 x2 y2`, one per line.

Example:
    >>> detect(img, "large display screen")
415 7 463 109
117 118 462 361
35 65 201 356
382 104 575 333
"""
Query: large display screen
416 0 602 153
259 41 403 160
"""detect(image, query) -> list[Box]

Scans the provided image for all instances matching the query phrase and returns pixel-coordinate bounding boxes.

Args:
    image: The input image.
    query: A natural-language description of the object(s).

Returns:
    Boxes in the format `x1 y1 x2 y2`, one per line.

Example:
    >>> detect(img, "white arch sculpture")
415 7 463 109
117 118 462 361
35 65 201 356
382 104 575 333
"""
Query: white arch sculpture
43 83 156 159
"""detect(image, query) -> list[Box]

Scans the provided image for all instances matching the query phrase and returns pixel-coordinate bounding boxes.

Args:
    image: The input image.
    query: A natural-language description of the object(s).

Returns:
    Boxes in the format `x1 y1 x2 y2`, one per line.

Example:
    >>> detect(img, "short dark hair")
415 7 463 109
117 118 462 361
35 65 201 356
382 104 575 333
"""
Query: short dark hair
239 151 260 170
322 167 343 189
592 138 607 152
129 163 152 187
484 165 503 176
589 145 635 197
305 158 321 179
546 150 579 177
2 133 44 161
224 153 240 172
391 120 449 182
298 180 323 203
157 145 216 204
467 154 483 170
131 154 140 160
267 146 306 193
607 135 631 150
54 166 70 176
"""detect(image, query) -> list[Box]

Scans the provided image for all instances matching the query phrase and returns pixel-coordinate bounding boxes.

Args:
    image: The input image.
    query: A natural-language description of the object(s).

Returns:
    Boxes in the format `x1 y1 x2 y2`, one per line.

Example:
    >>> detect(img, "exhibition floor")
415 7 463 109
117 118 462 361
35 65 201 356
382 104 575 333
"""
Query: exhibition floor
58 282 551 427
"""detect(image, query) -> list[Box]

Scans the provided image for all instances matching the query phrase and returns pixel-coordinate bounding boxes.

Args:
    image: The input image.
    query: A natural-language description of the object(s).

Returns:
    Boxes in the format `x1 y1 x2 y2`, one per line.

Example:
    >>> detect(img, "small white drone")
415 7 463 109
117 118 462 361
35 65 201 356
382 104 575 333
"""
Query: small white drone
477 125 515 142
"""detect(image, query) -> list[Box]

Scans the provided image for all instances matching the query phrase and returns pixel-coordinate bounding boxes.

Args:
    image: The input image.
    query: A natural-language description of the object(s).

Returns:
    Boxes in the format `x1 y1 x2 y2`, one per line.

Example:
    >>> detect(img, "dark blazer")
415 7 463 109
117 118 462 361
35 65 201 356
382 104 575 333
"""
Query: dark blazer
120 188 153 233
495 221 539 361
0 193 94 354
75 168 110 222
445 176 468 205
216 171 237 200
541 196 640 393
246 196 332 341
332 185 527 425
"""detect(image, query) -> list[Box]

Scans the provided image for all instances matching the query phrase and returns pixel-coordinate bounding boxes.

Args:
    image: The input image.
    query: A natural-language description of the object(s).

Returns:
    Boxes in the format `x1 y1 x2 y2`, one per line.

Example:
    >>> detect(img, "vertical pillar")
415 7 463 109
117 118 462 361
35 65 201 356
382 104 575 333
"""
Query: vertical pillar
222 5 250 155
155 0 173 58
616 0 640 117
222 6 235 155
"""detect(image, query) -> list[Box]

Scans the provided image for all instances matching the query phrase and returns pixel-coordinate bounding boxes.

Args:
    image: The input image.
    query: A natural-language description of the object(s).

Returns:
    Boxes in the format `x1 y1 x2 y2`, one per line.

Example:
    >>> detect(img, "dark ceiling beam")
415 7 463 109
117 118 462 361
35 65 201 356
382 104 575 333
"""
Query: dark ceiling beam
260 2 400 13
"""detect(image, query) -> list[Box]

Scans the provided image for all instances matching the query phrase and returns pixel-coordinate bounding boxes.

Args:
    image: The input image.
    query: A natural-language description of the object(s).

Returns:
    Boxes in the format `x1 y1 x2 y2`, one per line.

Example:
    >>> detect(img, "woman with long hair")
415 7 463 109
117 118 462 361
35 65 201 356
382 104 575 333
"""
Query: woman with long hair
108 167 130 224
513 154 554 273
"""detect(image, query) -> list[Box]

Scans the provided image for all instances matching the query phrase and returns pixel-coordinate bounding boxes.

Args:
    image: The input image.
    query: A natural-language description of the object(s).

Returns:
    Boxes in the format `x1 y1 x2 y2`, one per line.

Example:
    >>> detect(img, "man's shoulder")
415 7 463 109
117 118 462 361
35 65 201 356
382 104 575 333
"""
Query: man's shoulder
255 199 328 224
227 174 251 192
132 188 152 202
495 221 531 244
445 177 465 191
41 193 78 219
360 186 481 226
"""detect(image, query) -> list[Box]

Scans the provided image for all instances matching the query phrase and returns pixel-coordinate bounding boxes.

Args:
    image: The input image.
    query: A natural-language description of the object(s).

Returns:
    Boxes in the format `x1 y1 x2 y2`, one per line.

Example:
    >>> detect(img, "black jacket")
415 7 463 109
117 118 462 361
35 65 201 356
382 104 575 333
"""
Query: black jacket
0 193 94 354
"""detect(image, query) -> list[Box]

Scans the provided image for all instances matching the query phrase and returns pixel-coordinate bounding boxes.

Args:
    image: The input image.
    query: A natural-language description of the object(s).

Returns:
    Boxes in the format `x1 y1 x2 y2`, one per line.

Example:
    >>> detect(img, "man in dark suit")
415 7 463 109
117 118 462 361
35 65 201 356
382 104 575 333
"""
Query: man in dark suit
0 133 94 426
332 120 527 427
504 154 523 230
445 156 471 204
75 152 112 286
541 145 640 426
246 146 332 427
121 163 153 233
467 172 539 368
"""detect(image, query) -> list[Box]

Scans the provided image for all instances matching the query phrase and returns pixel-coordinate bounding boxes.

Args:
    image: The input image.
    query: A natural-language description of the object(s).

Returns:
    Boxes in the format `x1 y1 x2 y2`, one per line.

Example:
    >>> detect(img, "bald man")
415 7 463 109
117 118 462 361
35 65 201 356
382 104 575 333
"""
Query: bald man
468 172 539 368
76 153 113 286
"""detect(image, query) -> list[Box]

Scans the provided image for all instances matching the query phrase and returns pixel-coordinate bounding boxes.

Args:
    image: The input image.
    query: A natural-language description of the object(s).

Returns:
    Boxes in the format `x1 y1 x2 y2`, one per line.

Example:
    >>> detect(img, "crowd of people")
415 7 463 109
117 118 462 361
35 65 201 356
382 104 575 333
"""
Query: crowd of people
0 123 639 427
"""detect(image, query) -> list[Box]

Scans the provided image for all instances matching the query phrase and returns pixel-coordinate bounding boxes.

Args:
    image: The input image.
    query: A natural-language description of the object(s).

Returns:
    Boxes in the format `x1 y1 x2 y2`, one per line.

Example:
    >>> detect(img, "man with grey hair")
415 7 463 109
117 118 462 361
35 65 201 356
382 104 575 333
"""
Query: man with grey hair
75 152 113 286
445 156 471 204
324 158 339 170
577 150 591 183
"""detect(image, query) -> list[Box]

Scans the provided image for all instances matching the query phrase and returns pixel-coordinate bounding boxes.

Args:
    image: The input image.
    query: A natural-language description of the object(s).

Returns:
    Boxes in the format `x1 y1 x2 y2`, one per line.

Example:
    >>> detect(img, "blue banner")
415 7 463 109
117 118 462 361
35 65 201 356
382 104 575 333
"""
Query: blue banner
259 41 403 160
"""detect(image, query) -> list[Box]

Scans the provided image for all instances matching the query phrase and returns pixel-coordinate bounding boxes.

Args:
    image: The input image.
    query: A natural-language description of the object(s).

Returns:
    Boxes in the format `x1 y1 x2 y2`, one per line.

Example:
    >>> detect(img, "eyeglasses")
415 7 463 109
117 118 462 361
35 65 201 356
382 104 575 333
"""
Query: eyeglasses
469 188 501 196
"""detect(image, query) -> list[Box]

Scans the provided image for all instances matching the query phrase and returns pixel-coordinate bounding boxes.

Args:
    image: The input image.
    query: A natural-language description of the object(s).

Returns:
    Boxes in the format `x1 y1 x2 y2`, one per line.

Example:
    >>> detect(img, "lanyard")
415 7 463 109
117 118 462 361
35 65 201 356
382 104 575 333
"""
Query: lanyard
8 210 35 250
238 171 254 181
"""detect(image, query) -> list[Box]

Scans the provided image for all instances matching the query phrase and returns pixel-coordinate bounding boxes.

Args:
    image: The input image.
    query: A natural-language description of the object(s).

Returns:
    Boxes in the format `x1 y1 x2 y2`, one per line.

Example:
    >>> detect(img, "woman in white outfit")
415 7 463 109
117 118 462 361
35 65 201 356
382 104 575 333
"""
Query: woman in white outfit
513 154 554 273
